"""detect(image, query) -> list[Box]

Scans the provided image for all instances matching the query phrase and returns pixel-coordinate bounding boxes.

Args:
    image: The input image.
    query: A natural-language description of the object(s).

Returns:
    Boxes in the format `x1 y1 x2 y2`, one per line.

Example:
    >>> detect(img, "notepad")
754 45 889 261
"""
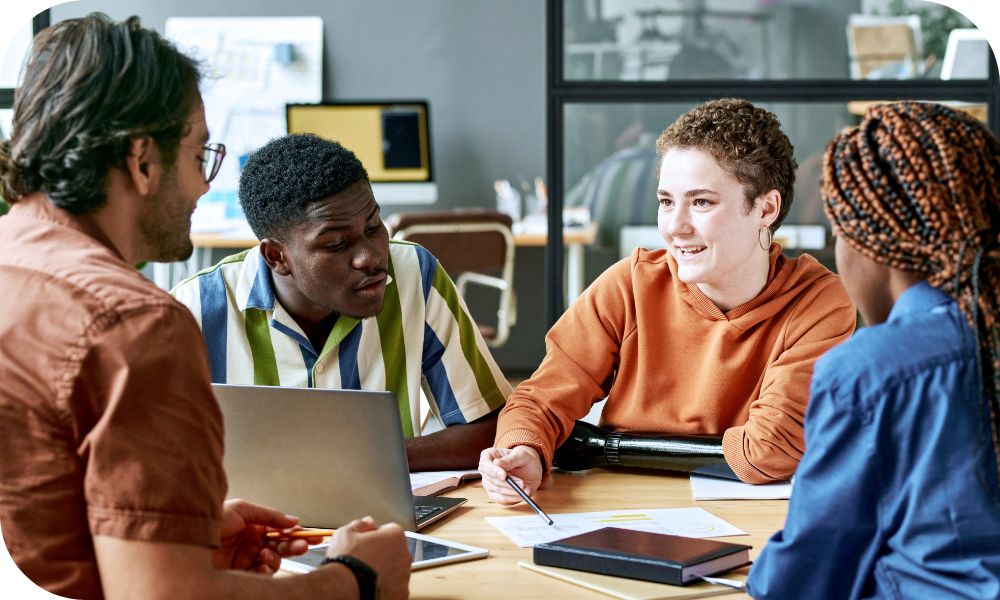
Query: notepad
409 470 481 496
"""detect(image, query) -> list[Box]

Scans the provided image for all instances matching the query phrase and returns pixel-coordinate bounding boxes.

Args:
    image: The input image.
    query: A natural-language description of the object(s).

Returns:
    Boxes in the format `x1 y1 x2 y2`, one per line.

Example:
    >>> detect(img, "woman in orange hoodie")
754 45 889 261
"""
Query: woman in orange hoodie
480 99 856 503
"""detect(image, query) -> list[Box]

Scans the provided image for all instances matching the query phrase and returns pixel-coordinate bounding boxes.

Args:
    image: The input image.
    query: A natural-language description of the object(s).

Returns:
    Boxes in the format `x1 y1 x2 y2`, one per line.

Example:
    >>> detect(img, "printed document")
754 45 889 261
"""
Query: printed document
487 507 746 548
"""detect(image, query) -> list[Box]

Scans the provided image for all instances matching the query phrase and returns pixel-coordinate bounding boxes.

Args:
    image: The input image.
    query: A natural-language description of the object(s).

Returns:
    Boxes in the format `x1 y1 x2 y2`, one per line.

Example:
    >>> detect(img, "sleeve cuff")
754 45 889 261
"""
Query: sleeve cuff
495 428 554 483
722 427 789 485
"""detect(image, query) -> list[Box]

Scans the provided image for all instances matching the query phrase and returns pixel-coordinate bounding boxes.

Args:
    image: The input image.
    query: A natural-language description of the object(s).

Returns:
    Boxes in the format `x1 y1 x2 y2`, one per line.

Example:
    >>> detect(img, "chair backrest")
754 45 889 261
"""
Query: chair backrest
846 15 923 79
386 211 513 278
385 210 516 347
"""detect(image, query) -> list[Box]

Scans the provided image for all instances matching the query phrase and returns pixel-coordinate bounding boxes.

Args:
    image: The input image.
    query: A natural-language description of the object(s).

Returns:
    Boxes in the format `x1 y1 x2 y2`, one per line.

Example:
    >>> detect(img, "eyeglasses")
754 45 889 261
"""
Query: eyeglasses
179 141 227 184
197 142 226 184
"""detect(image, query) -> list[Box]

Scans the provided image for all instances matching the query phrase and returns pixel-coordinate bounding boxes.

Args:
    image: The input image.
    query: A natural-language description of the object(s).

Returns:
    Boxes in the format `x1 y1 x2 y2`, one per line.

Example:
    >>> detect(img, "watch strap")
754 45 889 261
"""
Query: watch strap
321 554 378 600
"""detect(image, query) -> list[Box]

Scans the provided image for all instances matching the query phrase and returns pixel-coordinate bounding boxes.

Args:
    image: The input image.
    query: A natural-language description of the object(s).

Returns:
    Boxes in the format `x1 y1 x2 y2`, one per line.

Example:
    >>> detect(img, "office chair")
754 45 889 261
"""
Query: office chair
846 15 923 79
386 210 516 348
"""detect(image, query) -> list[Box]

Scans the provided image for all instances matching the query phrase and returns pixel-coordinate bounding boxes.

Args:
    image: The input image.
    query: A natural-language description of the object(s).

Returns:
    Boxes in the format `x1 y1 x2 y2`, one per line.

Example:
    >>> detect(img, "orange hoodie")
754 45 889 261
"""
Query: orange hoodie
496 245 856 483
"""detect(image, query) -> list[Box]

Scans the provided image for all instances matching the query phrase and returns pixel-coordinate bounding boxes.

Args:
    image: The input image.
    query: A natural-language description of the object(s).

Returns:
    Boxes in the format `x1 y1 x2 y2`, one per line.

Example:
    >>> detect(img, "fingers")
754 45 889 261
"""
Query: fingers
478 447 509 480
256 547 282 574
340 516 377 533
225 498 300 530
268 538 311 557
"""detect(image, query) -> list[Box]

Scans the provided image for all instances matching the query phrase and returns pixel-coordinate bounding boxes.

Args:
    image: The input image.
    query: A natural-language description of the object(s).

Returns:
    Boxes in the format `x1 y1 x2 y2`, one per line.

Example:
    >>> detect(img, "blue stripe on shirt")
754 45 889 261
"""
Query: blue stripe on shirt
414 245 436 301
199 268 229 383
421 322 465 425
338 324 363 389
246 252 276 310
271 320 313 353
299 346 317 387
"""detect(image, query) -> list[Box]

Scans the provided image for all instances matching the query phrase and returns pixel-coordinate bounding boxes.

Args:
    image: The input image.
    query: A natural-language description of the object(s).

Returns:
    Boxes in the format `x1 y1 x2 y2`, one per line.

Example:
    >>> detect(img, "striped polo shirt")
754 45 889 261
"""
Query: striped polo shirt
172 241 510 437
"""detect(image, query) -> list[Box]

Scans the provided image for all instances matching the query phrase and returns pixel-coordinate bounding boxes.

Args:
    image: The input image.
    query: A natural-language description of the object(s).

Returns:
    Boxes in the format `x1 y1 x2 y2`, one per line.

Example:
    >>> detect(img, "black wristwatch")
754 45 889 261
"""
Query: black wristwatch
322 554 378 600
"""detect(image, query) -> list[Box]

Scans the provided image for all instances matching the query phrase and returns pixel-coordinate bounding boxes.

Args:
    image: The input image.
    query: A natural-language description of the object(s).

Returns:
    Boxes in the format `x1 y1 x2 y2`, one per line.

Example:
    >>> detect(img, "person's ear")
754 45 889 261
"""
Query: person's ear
124 137 162 196
758 189 781 229
260 238 292 277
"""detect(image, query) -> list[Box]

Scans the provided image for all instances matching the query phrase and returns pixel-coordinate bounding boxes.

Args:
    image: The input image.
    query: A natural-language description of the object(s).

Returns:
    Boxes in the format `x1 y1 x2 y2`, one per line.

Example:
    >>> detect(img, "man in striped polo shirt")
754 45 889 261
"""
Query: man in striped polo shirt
173 134 510 470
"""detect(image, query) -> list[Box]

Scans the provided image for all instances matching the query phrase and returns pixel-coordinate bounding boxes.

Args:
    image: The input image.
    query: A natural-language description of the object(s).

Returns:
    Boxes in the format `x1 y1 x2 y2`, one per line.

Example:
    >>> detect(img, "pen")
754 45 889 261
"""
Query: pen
265 528 335 539
505 475 553 526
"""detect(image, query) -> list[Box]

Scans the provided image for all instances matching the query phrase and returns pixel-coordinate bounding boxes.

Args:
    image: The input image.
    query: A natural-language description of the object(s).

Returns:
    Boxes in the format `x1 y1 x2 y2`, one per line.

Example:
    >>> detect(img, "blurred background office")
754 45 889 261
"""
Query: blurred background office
1 0 995 376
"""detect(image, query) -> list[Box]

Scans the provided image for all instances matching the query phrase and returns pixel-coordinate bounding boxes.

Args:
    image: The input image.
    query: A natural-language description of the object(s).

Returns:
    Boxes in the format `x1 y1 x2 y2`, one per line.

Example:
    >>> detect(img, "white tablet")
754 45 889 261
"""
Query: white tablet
281 531 489 573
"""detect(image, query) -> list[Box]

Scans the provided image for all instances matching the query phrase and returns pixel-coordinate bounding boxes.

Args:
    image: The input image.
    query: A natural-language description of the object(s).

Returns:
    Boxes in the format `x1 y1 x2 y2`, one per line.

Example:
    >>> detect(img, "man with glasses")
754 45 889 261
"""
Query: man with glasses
0 14 410 599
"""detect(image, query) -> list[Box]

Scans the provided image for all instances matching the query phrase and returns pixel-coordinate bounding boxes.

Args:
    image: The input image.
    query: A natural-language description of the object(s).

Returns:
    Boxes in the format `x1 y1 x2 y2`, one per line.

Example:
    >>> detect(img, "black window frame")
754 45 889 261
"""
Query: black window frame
544 0 1000 327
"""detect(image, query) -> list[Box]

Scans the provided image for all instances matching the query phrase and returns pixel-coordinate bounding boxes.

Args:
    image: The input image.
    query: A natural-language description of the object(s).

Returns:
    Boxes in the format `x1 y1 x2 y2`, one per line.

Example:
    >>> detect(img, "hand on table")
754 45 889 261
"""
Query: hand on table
479 445 543 506
213 498 326 575
324 516 411 600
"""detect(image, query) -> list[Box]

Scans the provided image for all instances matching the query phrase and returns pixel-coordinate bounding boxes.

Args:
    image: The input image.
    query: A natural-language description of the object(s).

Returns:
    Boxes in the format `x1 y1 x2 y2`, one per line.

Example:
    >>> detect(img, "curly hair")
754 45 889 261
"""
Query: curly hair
0 13 202 214
656 98 797 232
238 134 369 240
822 101 1000 488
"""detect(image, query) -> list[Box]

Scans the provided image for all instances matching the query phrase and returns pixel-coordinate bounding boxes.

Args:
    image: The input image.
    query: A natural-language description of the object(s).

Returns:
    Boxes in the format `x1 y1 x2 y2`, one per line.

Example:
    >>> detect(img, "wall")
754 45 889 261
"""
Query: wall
51 0 551 374
51 0 546 212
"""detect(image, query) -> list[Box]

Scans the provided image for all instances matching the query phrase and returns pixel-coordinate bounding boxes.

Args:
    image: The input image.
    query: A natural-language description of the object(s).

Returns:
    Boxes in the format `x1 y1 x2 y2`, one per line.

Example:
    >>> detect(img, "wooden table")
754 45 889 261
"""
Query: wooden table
403 468 787 599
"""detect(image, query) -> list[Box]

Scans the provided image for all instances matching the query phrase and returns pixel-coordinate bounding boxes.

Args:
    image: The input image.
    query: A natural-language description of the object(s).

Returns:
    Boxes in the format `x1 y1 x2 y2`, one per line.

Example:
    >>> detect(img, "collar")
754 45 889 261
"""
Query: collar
887 281 953 322
8 193 124 261
234 246 276 312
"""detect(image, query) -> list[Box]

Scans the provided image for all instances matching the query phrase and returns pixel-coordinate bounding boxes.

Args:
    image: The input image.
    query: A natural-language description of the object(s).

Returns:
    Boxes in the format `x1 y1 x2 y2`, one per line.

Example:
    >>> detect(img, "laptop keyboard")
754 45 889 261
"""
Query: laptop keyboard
414 504 444 521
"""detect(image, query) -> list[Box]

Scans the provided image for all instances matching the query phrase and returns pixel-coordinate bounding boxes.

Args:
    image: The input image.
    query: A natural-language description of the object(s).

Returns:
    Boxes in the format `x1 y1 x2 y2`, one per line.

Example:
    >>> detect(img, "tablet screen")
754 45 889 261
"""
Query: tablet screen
281 532 488 573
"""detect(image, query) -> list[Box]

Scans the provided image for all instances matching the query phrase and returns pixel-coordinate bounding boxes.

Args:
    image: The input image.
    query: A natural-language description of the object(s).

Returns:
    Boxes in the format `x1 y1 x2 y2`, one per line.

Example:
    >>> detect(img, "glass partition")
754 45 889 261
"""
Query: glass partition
562 99 989 294
562 0 986 82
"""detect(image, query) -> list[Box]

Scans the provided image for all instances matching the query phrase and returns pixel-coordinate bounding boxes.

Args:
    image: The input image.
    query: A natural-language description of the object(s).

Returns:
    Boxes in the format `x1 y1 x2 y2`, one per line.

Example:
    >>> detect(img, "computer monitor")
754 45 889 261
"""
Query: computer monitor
941 29 990 80
287 101 436 204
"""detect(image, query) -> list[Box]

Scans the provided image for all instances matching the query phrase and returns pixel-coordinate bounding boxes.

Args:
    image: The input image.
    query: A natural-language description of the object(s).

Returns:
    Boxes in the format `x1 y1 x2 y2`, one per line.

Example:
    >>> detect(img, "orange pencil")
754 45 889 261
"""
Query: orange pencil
265 528 335 539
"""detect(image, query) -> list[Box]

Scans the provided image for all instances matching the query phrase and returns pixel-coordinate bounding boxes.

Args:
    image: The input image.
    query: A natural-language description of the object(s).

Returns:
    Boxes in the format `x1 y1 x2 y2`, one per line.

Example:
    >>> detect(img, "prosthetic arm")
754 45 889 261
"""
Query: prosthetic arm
552 420 739 480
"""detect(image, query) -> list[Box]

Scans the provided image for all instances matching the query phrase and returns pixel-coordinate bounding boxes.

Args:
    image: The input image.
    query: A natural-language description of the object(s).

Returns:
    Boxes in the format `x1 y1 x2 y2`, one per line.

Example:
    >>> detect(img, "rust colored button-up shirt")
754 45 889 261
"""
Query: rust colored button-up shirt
0 195 227 599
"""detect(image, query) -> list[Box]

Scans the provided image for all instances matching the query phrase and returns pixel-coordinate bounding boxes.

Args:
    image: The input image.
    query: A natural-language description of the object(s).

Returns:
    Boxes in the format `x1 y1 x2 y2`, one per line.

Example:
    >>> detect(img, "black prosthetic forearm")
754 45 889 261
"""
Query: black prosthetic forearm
552 420 739 480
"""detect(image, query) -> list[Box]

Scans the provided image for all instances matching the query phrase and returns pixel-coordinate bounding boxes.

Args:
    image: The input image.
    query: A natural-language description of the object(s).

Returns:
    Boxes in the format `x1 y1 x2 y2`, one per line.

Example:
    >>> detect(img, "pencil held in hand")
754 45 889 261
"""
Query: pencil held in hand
505 476 554 526
265 528 335 539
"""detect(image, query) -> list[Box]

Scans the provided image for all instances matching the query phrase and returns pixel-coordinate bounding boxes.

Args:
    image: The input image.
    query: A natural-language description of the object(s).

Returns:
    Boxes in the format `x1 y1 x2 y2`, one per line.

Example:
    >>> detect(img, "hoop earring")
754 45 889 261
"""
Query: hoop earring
758 226 773 252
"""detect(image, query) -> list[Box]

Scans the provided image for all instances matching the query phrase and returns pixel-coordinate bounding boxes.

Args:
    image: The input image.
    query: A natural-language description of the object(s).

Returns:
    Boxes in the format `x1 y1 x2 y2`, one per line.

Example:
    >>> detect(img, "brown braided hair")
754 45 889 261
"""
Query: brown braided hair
821 101 1000 483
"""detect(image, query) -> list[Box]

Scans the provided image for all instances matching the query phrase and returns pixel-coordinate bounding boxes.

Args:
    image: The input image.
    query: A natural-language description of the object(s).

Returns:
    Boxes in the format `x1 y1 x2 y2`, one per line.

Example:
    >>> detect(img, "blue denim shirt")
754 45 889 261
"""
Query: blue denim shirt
747 282 1000 599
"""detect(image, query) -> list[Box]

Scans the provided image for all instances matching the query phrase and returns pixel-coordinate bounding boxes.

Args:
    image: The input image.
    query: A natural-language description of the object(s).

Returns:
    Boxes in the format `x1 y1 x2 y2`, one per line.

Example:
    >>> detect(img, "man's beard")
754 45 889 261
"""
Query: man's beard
137 168 195 263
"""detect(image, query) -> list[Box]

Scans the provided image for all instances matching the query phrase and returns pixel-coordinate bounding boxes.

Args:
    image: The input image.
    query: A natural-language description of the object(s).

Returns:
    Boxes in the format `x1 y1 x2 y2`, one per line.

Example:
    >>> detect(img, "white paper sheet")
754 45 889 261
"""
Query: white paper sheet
486 507 746 548
689 475 792 500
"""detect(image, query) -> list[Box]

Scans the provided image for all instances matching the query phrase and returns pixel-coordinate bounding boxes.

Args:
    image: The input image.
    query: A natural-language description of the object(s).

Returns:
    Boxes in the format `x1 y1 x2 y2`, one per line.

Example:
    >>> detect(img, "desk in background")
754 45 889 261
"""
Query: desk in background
404 469 786 599
155 222 599 302
846 100 987 122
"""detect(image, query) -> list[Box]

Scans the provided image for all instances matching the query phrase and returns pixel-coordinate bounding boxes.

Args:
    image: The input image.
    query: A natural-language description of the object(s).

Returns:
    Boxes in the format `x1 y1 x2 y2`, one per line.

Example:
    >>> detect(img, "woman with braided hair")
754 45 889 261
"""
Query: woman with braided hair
747 101 1000 599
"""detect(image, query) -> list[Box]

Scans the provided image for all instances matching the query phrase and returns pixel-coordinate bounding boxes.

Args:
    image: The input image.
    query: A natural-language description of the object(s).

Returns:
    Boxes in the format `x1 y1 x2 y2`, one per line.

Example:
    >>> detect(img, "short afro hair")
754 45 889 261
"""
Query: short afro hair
656 98 797 233
239 133 369 239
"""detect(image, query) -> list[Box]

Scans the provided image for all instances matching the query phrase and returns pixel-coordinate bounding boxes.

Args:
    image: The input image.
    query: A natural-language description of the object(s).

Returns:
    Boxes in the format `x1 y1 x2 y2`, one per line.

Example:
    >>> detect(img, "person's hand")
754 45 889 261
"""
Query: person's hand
212 499 326 575
324 516 411 600
478 445 544 505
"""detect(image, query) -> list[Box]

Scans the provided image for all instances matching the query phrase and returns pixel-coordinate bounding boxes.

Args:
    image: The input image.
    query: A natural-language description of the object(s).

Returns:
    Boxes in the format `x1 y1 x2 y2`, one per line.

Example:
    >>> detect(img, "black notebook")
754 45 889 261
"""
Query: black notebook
533 527 751 586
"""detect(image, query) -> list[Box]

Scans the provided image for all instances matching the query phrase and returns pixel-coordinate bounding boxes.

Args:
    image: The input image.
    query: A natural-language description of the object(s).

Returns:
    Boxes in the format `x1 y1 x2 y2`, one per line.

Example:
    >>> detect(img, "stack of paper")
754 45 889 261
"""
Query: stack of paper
689 475 792 501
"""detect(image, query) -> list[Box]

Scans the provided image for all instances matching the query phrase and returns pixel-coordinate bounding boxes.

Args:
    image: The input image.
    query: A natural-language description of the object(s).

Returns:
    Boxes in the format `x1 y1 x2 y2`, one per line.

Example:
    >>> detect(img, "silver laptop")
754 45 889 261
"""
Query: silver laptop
213 384 466 530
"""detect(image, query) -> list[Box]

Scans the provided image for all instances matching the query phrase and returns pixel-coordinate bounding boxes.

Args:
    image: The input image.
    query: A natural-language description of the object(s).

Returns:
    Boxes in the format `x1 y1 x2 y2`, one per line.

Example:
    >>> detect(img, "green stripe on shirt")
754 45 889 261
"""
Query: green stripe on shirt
430 265 505 410
245 308 280 386
377 258 413 436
